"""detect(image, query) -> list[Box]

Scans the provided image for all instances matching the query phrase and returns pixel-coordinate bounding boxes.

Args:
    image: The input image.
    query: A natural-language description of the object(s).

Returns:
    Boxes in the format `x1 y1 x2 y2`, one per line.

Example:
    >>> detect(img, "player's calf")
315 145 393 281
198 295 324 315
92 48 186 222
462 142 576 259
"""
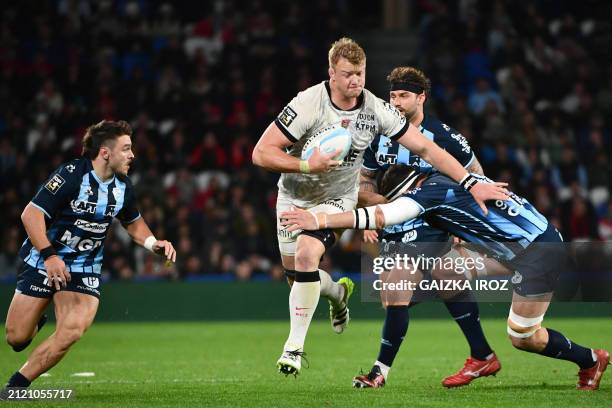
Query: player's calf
6 314 48 353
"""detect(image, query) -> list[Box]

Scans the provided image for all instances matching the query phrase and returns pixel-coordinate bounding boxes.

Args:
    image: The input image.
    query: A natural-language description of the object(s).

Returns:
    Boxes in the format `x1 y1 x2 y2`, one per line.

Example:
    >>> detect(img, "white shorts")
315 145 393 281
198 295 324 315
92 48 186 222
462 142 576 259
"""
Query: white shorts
276 193 357 256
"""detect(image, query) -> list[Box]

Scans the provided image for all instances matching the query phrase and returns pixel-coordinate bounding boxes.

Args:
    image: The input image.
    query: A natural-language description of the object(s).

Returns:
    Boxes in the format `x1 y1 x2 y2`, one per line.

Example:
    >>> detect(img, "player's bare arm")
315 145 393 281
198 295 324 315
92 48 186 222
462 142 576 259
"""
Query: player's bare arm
466 156 485 176
358 168 387 207
281 198 420 232
125 217 176 263
394 124 508 214
21 203 70 290
252 122 341 174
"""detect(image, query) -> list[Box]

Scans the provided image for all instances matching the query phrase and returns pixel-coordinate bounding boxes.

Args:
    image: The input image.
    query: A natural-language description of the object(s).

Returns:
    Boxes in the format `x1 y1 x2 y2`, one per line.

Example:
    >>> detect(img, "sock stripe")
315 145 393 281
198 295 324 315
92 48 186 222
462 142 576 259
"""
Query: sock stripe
294 271 321 282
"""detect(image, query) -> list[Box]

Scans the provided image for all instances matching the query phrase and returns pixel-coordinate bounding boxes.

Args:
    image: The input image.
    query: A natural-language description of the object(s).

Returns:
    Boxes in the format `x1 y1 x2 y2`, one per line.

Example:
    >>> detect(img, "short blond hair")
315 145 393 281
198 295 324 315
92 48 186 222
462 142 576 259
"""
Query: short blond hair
328 37 366 68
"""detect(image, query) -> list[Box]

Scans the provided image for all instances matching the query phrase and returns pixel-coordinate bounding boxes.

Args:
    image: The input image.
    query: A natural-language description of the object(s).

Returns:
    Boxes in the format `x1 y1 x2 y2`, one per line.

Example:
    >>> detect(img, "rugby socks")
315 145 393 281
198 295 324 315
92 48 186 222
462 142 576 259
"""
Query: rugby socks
6 371 31 388
284 271 321 351
444 291 493 361
318 269 344 305
540 328 596 369
376 305 409 371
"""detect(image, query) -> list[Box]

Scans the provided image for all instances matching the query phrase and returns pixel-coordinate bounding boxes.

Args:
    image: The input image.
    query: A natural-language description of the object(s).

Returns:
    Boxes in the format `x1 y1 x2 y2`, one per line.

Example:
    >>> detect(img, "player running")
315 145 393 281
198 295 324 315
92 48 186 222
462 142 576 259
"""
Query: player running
252 37 509 377
1 120 176 398
280 164 610 390
354 66 500 388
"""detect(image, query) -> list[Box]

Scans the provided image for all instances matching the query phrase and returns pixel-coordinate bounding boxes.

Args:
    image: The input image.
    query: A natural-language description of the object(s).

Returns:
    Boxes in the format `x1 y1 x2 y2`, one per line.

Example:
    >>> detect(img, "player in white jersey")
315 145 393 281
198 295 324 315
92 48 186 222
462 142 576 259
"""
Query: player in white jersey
252 38 509 377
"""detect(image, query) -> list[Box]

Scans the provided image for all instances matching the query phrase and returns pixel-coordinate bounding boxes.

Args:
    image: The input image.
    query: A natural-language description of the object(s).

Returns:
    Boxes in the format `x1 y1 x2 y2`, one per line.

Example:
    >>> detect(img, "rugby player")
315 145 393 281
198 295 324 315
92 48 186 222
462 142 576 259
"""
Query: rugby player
353 66 499 388
280 164 610 390
1 120 176 397
252 37 509 376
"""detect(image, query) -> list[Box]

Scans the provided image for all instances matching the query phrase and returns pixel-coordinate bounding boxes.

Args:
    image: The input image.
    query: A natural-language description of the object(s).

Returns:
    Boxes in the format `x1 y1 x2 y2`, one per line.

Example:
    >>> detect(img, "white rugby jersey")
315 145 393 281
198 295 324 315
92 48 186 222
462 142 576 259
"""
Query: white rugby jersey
275 81 408 207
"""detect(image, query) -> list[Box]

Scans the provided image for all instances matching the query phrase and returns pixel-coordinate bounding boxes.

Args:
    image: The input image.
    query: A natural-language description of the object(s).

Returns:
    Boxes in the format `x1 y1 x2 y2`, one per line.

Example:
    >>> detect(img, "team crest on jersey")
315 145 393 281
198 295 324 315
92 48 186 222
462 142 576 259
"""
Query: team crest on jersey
278 106 297 127
112 187 121 201
44 174 65 194
511 271 523 284
85 186 94 196
341 119 351 128
65 164 75 173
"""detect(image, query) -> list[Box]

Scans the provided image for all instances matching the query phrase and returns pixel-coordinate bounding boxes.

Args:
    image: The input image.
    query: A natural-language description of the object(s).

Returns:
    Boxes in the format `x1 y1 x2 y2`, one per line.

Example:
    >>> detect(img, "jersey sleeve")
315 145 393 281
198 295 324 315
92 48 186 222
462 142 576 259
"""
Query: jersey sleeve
274 87 319 143
375 98 409 140
116 181 141 225
434 122 474 168
362 137 380 171
30 163 80 218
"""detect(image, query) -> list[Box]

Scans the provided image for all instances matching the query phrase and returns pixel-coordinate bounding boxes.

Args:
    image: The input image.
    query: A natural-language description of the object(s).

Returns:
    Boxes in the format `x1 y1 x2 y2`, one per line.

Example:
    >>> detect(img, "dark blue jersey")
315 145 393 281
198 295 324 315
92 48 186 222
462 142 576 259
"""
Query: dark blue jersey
363 115 475 239
403 173 551 261
19 158 141 274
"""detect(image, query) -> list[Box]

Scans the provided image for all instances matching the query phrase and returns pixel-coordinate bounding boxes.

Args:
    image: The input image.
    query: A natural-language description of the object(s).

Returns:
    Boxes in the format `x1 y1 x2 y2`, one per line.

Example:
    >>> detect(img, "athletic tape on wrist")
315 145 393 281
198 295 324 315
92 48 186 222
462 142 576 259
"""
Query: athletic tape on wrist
40 245 57 261
460 173 478 191
299 160 310 174
144 236 158 252
352 207 377 229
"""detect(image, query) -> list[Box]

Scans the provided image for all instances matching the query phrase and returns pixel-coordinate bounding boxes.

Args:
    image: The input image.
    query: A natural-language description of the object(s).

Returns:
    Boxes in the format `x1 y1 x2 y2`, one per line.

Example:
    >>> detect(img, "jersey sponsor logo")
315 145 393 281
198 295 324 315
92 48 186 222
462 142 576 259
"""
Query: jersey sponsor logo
376 152 397 165
44 174 66 194
321 198 345 210
65 164 76 173
339 148 362 167
70 200 97 214
81 276 100 289
85 186 94 196
355 113 377 133
382 102 405 121
449 132 471 154
74 219 109 233
104 204 117 217
278 106 297 127
58 230 104 252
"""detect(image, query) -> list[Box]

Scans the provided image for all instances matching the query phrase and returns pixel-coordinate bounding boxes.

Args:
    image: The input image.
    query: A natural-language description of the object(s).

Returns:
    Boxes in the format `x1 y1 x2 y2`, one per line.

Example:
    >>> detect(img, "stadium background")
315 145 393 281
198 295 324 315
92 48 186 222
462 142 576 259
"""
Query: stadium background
0 1 611 405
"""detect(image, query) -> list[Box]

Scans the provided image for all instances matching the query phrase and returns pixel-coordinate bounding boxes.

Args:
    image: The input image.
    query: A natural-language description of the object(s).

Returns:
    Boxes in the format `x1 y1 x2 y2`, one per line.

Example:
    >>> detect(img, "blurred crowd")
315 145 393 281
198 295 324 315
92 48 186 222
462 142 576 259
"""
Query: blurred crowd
0 1 610 282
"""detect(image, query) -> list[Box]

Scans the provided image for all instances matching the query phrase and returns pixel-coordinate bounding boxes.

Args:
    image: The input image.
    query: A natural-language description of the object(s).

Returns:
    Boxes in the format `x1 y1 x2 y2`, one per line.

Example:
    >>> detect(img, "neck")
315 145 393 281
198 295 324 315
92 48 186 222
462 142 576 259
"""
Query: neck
330 83 358 110
91 158 114 182
409 108 424 128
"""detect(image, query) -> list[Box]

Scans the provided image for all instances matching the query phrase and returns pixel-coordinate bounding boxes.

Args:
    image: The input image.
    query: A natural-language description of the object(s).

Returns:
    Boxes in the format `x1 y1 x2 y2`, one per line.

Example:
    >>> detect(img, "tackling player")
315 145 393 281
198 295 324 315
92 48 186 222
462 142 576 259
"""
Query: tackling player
1 120 176 398
353 66 499 388
252 37 509 376
280 164 610 390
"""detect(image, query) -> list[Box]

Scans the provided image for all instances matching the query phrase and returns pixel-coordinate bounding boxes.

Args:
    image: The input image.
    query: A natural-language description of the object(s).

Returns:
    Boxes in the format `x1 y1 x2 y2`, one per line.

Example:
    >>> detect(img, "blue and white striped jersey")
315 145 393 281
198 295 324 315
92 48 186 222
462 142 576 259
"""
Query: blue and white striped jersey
404 173 550 261
363 115 474 240
19 158 141 274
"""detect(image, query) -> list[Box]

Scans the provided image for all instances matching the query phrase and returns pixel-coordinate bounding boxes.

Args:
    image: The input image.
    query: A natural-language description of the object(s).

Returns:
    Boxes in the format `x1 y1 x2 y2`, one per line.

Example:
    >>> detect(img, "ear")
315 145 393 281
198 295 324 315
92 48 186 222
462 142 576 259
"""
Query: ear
418 92 427 105
328 66 335 80
99 146 110 160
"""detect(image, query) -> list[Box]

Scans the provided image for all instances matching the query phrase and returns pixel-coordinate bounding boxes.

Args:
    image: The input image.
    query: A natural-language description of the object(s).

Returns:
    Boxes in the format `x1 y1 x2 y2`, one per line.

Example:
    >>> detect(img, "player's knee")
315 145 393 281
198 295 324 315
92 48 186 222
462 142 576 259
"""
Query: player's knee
294 244 322 270
5 326 29 348
507 310 546 351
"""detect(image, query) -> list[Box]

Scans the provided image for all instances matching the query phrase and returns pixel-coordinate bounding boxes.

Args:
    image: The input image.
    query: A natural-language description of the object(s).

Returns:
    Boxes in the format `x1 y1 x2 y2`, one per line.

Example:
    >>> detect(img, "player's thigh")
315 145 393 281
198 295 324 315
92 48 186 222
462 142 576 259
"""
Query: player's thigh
5 293 51 339
53 291 99 337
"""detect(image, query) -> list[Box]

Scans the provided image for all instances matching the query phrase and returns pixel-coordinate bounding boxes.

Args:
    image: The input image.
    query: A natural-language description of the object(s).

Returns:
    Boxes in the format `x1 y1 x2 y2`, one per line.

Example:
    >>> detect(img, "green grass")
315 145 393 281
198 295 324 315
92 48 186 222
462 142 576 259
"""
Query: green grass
1 318 611 407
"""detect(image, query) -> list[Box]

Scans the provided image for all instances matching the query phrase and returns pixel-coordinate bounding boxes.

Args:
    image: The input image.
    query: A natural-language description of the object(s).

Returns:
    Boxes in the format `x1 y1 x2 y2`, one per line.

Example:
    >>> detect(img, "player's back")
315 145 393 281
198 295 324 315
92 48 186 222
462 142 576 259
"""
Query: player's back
407 173 550 261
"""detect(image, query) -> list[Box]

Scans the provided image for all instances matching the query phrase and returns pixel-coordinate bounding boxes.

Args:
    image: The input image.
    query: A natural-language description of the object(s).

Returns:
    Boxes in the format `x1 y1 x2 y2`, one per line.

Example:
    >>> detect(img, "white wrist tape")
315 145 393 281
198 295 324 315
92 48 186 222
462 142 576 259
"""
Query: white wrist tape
144 236 157 252
352 207 377 229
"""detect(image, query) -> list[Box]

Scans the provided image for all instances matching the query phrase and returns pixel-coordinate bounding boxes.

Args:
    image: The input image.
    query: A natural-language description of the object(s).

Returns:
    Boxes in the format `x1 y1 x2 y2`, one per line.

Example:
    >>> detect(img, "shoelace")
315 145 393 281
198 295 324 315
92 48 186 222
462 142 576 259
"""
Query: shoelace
286 350 310 369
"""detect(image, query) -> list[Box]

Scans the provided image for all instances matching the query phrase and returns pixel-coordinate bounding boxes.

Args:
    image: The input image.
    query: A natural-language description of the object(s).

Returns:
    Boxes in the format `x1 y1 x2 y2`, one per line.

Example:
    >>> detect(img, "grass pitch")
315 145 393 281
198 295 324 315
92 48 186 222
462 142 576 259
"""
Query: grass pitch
1 318 611 407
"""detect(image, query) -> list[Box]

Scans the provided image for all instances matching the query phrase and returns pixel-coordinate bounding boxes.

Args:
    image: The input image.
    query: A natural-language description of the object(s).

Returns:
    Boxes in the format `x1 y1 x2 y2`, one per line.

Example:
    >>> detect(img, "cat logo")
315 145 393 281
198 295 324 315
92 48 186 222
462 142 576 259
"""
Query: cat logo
44 174 65 194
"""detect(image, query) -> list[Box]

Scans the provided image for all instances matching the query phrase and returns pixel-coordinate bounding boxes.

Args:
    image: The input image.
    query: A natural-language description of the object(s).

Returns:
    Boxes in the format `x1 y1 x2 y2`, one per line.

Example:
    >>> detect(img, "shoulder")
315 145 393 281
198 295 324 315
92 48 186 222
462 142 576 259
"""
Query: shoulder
293 82 326 104
421 116 459 137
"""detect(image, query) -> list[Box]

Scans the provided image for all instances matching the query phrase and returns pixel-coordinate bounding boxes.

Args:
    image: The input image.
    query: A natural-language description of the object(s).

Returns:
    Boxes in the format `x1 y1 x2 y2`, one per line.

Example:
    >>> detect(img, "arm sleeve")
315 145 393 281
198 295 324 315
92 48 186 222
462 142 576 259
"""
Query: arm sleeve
378 197 424 227
116 183 141 225
274 88 318 143
375 99 409 140
30 164 79 218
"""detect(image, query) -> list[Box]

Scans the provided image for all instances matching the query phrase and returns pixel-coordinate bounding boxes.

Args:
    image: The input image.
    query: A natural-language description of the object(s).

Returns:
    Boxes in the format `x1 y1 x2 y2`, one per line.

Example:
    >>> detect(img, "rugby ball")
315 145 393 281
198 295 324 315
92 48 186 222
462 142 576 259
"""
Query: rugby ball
301 123 352 161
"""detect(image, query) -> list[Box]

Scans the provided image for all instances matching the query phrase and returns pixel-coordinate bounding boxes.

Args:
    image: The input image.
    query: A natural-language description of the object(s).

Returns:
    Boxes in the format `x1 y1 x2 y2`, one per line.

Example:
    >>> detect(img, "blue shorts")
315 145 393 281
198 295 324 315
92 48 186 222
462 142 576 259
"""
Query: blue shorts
16 263 101 299
505 224 567 297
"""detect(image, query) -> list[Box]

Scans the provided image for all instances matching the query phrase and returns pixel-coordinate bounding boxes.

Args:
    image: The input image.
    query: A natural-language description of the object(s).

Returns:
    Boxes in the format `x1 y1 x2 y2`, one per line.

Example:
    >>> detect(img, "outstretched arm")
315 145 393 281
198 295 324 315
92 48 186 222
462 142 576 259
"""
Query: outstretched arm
125 217 176 263
280 198 423 232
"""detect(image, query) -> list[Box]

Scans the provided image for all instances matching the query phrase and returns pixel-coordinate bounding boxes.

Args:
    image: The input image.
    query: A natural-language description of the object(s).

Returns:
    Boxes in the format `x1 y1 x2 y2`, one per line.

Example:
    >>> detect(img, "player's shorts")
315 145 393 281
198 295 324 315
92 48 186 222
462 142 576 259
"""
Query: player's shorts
16 263 101 299
505 223 566 297
276 192 357 256
380 226 452 275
